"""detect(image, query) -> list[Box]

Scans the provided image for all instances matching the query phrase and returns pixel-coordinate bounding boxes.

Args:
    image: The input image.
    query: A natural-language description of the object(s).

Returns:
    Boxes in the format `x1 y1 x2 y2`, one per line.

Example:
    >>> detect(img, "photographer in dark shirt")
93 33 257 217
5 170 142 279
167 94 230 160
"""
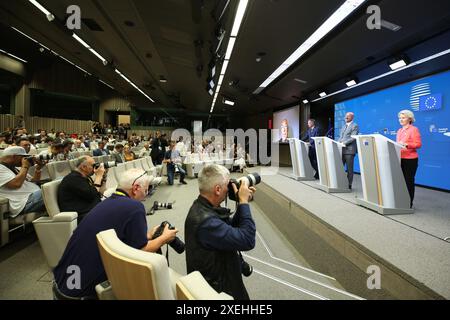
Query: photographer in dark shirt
185 164 256 300
57 156 105 221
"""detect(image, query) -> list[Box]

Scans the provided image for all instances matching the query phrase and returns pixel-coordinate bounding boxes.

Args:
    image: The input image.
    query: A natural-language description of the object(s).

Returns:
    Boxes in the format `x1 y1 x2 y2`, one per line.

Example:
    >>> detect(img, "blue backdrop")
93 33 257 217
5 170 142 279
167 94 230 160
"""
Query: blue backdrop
335 70 450 190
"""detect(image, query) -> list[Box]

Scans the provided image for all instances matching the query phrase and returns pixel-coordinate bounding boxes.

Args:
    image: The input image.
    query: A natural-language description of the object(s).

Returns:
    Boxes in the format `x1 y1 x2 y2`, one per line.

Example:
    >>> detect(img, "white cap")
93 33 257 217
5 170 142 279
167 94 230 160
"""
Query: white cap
2 146 30 157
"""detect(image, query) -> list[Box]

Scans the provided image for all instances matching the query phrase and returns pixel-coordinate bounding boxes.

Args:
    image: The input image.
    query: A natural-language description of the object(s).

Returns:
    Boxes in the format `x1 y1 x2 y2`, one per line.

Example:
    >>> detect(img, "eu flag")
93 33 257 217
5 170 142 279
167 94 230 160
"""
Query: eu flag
419 94 442 111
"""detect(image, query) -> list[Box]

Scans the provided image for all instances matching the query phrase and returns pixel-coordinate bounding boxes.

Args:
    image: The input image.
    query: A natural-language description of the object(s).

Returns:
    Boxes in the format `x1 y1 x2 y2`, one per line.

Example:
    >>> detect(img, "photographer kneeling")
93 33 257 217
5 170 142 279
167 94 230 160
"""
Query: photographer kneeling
185 164 256 300
53 168 178 300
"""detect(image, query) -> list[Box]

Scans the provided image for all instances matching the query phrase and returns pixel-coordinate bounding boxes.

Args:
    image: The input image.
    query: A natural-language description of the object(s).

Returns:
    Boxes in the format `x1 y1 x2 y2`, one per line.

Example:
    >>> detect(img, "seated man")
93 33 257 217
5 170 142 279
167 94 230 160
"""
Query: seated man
111 144 125 163
163 141 187 185
53 168 178 299
0 147 45 217
57 156 105 222
138 143 151 158
92 141 110 157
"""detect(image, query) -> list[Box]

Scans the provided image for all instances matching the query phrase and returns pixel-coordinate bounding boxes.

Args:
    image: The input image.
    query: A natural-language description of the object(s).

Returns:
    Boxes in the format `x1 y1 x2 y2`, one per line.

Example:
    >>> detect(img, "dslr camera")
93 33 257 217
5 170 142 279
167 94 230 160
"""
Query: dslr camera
228 172 261 201
151 221 185 254
25 154 52 166
93 161 116 170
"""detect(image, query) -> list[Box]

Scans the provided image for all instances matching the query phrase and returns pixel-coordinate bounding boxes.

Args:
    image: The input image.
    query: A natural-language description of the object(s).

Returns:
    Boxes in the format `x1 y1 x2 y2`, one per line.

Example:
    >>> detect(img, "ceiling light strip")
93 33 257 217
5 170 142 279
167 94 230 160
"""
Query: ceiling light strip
311 48 450 102
72 33 107 64
115 69 155 103
254 0 367 93
211 0 249 113
230 0 249 37
0 49 28 63
11 26 50 50
28 0 52 16
99 79 114 90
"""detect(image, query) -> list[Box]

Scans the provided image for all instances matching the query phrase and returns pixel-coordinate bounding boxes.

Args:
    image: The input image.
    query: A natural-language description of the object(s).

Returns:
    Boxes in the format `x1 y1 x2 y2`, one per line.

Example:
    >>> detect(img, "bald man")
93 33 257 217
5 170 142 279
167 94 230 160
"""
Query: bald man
338 112 359 189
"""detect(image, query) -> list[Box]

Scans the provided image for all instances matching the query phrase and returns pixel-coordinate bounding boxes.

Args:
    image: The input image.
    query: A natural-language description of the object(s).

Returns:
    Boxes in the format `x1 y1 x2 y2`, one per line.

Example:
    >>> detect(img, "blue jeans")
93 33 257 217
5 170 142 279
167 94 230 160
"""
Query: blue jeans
167 164 186 185
21 190 46 214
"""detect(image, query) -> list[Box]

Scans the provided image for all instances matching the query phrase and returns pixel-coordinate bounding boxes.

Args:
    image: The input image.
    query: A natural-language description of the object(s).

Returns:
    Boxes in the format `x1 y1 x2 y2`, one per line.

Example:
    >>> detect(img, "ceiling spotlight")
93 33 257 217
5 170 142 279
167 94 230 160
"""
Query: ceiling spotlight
223 98 235 106
346 78 358 87
159 76 168 83
303 99 309 104
389 55 409 70
319 92 327 98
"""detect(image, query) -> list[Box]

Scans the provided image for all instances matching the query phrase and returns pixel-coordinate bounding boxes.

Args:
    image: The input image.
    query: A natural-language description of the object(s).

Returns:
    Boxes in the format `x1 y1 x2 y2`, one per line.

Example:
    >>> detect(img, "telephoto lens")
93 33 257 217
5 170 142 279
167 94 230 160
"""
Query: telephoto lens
228 172 261 201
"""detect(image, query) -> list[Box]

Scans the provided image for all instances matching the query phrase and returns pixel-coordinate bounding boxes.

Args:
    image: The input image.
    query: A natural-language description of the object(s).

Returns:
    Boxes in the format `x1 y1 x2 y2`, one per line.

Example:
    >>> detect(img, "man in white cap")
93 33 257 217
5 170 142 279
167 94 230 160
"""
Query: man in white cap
0 146 45 217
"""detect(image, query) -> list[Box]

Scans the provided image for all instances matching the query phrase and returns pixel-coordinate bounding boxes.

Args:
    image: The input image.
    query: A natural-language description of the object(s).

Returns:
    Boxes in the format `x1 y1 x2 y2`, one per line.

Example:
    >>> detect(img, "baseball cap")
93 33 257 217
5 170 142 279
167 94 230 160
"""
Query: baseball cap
2 146 30 157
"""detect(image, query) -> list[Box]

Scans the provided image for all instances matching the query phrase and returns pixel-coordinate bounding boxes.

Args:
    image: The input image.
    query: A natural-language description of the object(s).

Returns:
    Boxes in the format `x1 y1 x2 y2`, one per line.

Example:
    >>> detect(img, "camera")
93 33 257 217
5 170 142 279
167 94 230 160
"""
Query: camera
93 161 116 169
239 253 253 277
228 172 261 201
151 221 185 254
153 201 173 210
25 154 52 166
147 200 175 215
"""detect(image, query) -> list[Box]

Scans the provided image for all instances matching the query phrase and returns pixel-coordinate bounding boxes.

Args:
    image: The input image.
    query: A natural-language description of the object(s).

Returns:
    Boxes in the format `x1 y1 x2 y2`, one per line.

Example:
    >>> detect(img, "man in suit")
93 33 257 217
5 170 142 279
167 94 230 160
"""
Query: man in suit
111 144 125 163
338 112 359 189
302 119 320 179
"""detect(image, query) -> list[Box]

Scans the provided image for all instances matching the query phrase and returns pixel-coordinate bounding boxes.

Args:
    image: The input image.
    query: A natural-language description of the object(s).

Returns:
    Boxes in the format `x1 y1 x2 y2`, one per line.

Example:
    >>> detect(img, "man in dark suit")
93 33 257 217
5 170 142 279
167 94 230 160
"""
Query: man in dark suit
93 141 110 156
302 119 320 179
338 112 359 189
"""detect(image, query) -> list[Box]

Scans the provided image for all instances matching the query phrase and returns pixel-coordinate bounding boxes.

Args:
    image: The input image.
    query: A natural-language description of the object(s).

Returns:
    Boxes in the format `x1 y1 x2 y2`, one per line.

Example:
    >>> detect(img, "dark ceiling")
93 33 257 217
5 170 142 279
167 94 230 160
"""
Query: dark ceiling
0 0 449 116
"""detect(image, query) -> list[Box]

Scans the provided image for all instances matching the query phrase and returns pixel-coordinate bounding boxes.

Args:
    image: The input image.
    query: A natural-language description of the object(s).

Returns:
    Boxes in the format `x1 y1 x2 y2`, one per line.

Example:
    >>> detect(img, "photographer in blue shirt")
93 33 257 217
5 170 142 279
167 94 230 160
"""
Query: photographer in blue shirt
53 168 178 299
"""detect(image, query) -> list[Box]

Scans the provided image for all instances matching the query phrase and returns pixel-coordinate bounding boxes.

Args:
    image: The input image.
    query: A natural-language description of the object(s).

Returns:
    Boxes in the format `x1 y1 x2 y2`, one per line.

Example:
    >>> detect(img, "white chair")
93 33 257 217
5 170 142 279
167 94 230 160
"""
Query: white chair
176 271 233 300
95 229 230 300
32 180 78 268
47 161 72 180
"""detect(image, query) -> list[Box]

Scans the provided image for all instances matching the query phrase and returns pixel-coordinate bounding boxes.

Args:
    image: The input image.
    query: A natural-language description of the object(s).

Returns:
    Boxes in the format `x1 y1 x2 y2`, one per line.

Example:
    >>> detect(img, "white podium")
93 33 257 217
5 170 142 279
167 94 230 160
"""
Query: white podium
288 138 315 181
312 137 351 193
353 134 413 215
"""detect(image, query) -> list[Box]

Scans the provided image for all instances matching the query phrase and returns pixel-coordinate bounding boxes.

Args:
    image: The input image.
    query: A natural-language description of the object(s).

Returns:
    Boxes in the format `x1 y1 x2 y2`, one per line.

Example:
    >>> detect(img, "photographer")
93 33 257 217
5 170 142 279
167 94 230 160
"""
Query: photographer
57 156 105 222
185 164 256 300
163 141 187 185
53 169 177 299
0 147 45 218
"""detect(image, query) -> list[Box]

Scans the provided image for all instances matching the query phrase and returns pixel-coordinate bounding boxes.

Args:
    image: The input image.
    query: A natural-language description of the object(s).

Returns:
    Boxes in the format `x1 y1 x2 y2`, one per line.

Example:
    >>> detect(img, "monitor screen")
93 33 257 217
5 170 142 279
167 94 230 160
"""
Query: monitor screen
335 69 450 190
273 105 300 143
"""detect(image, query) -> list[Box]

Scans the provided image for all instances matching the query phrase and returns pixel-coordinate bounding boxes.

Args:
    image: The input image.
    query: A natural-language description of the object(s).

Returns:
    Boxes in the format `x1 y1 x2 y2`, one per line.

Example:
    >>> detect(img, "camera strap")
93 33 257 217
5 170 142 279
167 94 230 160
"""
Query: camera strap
114 189 130 198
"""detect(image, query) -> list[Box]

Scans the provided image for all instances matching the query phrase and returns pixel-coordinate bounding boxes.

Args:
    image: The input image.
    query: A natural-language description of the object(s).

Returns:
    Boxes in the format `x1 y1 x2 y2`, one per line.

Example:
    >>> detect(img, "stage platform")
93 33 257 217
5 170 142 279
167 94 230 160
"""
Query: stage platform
248 166 450 299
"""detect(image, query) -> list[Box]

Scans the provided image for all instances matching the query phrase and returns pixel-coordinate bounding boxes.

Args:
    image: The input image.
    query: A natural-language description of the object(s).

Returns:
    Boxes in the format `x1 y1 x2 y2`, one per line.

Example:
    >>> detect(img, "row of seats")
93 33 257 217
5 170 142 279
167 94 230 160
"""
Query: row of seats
184 153 235 178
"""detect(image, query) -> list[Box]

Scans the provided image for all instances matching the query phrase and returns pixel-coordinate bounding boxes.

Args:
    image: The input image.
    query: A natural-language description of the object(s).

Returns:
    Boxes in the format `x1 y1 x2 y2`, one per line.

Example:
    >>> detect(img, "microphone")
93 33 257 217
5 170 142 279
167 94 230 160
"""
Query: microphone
325 127 334 138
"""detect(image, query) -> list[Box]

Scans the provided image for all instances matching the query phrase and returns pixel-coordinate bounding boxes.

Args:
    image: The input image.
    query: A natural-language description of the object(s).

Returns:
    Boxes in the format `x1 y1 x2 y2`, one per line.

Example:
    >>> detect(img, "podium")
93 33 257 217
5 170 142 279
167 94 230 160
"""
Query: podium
312 137 351 193
288 138 315 181
353 134 413 215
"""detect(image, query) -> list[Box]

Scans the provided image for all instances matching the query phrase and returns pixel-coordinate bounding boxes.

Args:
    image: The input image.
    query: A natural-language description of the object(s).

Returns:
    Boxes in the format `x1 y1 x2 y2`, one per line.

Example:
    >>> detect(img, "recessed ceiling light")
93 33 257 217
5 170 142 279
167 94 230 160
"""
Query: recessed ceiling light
389 58 408 70
159 76 168 83
319 92 327 98
303 99 309 104
346 79 357 87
